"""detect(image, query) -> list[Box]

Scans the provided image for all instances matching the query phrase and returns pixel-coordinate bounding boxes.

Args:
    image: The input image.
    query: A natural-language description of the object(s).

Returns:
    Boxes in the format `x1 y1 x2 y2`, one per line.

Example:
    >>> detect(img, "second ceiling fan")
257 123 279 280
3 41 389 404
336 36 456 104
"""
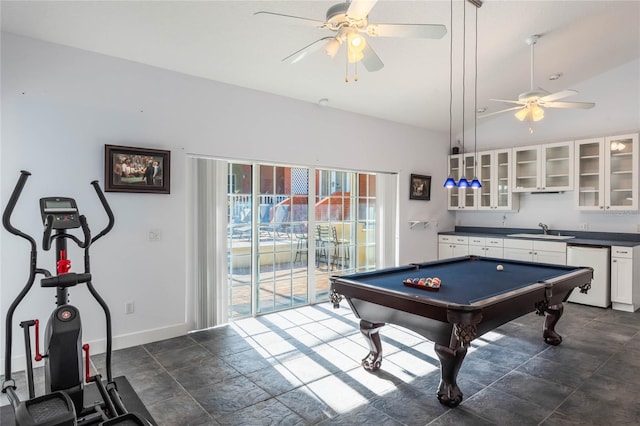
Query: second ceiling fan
480 34 595 122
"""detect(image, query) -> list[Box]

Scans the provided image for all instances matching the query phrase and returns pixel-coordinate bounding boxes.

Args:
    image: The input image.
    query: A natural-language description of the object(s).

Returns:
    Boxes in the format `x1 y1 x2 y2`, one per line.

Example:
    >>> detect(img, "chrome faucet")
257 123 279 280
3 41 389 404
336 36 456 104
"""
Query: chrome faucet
539 222 549 235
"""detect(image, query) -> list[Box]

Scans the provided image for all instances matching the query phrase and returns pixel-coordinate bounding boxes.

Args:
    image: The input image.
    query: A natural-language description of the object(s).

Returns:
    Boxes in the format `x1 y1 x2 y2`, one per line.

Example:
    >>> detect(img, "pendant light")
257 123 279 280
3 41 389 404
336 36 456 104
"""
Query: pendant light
469 4 482 189
443 0 457 188
457 0 470 189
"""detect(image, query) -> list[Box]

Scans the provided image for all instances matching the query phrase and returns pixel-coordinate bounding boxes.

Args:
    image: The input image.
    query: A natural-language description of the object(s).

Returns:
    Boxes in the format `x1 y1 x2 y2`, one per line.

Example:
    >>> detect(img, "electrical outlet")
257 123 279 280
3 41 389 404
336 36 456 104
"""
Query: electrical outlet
579 223 588 231
125 301 135 315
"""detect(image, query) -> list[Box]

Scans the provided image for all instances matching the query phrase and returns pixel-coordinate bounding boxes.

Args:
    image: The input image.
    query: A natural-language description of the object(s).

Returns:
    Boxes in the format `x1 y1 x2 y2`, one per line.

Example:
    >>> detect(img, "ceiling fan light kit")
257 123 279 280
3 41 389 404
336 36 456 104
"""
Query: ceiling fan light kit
255 0 447 81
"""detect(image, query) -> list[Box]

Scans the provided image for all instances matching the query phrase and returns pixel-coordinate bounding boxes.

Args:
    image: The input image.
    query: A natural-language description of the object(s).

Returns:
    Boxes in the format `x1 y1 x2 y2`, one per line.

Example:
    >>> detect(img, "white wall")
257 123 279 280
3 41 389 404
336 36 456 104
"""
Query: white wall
1 33 451 367
455 58 640 233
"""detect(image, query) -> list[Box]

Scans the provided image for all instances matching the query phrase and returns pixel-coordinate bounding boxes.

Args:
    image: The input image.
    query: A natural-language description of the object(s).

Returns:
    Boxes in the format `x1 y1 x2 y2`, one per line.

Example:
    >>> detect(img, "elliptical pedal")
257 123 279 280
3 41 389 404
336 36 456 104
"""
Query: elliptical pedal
14 391 76 426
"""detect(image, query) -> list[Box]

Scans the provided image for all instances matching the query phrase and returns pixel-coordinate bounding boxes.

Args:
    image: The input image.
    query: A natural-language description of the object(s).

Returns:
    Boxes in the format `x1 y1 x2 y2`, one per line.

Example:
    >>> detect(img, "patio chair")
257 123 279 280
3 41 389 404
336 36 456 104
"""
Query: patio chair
331 225 350 269
260 205 290 238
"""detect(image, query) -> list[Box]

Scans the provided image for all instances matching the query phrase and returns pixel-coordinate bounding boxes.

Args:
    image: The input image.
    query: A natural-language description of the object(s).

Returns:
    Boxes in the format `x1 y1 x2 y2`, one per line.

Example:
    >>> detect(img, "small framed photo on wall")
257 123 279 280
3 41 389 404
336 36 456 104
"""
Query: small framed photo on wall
410 174 431 201
104 145 170 194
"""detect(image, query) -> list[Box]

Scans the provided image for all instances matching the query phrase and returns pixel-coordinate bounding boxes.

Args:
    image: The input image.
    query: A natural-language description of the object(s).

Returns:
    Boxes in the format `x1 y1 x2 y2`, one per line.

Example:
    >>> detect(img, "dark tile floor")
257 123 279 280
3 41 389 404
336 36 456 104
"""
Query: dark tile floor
2 302 640 425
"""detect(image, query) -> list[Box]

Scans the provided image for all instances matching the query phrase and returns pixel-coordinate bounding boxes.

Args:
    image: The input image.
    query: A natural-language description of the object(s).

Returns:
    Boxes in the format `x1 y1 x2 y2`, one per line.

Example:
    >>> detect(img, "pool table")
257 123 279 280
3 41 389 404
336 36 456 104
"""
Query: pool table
329 256 593 407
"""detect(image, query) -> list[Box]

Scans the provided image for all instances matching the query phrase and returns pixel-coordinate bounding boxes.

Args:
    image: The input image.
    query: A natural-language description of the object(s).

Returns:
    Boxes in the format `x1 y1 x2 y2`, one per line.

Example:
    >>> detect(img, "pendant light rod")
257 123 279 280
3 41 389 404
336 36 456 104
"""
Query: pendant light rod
470 3 482 189
444 0 456 188
444 0 482 189
458 0 470 189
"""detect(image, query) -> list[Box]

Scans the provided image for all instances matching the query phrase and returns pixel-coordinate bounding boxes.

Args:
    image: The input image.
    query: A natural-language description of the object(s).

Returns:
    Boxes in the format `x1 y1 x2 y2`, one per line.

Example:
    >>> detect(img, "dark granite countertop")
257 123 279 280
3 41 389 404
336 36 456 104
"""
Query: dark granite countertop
439 227 640 248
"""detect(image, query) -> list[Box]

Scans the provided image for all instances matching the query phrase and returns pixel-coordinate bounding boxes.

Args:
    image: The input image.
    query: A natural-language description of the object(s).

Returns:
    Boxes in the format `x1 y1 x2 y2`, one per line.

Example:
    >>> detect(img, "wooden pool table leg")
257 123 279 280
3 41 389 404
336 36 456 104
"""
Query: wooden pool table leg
434 343 466 407
359 320 385 371
543 303 564 346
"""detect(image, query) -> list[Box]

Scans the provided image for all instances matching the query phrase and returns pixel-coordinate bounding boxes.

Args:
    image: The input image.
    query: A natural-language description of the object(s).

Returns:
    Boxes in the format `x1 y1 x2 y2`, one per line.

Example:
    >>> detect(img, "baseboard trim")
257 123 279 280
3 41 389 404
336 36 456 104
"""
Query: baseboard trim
2 322 191 374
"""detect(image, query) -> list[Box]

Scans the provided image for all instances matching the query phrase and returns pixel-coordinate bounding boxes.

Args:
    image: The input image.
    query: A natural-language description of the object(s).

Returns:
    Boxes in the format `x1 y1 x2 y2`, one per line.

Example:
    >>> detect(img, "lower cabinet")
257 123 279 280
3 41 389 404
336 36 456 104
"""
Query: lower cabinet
611 246 640 312
503 239 567 265
438 235 469 259
468 237 504 258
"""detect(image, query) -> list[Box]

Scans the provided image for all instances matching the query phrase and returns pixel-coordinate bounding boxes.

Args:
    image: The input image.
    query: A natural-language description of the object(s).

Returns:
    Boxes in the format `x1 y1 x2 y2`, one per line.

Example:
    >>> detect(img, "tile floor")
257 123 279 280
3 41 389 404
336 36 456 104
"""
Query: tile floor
2 302 640 425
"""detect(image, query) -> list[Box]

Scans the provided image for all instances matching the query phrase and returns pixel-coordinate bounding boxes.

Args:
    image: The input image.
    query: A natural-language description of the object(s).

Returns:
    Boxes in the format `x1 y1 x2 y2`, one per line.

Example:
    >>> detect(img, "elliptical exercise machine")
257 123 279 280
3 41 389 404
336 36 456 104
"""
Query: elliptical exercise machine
2 170 153 426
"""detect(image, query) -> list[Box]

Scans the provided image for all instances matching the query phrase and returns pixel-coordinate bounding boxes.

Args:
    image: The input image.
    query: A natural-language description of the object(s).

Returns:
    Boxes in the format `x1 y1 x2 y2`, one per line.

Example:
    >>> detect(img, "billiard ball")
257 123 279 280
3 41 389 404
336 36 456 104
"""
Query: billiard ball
496 264 504 271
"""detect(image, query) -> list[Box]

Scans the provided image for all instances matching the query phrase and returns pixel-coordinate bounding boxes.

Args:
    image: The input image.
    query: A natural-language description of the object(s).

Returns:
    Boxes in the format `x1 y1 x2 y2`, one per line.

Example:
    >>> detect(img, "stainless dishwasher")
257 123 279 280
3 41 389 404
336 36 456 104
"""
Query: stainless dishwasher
566 245 610 308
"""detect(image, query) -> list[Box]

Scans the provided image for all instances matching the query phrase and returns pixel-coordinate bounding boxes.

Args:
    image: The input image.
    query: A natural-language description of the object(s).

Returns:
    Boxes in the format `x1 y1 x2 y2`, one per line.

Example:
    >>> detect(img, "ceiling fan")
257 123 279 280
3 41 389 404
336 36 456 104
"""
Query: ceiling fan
479 34 595 122
254 0 447 79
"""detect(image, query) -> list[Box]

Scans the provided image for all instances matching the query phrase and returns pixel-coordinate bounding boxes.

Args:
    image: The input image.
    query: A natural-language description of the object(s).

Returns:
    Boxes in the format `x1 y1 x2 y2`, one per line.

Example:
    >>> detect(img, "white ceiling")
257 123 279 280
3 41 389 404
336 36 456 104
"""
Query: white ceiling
2 1 639 134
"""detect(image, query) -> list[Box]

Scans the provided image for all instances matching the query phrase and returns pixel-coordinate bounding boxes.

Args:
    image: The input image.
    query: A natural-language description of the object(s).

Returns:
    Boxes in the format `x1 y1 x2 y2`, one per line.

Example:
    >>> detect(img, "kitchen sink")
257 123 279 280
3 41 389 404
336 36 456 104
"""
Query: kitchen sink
507 233 575 240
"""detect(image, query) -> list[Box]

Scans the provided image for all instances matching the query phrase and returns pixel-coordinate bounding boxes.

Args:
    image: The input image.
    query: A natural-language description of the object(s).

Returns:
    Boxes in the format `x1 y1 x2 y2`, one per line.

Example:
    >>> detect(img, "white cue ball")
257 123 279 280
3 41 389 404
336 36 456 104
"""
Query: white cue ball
497 264 504 271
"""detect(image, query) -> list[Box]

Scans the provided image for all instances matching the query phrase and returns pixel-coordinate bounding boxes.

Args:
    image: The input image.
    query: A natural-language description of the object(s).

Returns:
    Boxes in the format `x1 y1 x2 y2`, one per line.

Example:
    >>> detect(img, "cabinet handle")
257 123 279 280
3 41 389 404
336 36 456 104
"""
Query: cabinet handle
617 251 628 254
600 206 604 209
606 206 610 209
613 259 617 263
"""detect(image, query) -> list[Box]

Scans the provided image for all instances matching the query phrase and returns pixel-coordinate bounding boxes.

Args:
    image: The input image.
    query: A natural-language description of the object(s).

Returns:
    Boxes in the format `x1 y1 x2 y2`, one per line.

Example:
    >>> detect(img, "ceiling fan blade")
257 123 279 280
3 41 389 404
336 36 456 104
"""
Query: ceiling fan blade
361 43 384 72
282 37 334 64
490 98 527 106
539 89 577 103
544 101 596 109
365 23 447 39
254 11 325 28
347 0 378 21
478 106 525 119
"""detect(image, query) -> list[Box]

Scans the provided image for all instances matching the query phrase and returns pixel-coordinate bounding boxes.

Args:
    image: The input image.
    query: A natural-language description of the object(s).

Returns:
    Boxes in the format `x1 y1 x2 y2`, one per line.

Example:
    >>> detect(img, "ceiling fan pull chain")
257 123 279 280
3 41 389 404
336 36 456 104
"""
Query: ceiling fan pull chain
345 46 349 82
354 61 359 82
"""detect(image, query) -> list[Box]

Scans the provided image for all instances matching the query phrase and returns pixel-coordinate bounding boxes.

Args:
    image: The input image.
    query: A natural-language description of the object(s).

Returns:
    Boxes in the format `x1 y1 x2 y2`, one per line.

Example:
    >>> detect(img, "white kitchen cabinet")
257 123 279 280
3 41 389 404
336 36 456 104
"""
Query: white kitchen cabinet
610 245 640 312
468 236 504 258
447 154 478 210
513 141 573 192
575 134 638 211
438 235 469 259
477 149 519 211
503 239 566 264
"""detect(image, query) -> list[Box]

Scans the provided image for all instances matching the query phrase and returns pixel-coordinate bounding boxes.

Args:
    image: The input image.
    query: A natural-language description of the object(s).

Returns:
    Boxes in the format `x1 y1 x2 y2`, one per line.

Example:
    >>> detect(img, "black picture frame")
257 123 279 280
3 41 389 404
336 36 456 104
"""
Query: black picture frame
104 145 170 194
410 174 431 200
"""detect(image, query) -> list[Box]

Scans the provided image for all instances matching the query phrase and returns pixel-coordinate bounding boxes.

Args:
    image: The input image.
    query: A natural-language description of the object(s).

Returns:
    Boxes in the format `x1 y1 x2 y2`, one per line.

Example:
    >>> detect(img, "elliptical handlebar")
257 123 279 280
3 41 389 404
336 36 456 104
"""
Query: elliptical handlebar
42 215 54 251
90 180 115 244
2 171 36 248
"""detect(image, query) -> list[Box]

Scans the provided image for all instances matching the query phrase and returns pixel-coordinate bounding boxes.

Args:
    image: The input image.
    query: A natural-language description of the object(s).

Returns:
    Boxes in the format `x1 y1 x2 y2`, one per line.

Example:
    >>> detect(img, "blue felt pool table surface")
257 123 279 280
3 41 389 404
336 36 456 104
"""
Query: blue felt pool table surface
337 257 583 305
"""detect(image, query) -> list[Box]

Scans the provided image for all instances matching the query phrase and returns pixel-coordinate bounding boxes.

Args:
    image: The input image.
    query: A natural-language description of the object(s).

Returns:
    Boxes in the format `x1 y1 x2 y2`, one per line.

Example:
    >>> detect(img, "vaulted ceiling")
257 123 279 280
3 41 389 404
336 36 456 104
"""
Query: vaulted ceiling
2 1 639 134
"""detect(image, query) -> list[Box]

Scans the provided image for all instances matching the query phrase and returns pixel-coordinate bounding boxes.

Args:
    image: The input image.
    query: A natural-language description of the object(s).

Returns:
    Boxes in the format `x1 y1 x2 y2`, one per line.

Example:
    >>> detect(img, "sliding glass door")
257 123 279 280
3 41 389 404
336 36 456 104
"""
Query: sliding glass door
227 162 377 319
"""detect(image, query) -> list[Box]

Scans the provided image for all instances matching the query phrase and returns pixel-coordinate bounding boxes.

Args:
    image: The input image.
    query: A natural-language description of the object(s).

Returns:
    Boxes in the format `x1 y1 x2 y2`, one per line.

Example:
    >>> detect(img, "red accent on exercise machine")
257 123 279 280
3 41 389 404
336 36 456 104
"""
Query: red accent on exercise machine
83 344 91 383
57 250 71 274
34 319 43 361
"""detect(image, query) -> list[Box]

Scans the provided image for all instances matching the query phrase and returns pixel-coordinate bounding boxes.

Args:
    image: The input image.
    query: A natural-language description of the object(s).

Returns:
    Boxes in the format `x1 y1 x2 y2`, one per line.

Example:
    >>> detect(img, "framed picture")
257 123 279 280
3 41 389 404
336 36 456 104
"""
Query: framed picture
410 174 431 201
104 145 170 194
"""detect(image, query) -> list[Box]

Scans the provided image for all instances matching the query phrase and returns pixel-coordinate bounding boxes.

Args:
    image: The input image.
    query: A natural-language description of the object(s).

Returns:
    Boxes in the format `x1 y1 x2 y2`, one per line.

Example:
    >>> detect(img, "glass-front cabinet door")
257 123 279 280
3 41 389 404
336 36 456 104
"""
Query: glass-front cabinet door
514 142 573 192
543 142 573 191
447 153 477 210
495 149 515 209
575 134 638 211
447 155 462 209
512 145 539 192
606 133 638 210
477 149 516 211
477 152 493 209
575 138 605 210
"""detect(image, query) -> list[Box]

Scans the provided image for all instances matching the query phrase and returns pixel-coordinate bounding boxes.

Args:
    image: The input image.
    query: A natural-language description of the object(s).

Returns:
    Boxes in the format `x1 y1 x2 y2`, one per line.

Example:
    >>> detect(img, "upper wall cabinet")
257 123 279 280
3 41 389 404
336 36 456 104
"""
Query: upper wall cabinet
575 133 638 211
447 153 478 210
477 149 519 211
512 141 574 192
